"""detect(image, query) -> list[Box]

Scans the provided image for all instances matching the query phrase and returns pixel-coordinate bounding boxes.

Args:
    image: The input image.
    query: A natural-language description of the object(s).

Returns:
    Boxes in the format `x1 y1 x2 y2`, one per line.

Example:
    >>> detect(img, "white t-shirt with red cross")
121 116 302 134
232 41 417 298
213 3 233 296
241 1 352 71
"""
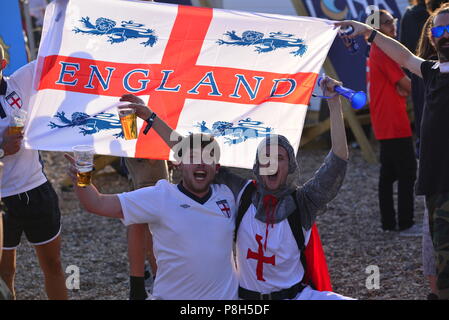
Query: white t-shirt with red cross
236 203 353 300
118 179 238 300
0 61 47 198
236 203 311 294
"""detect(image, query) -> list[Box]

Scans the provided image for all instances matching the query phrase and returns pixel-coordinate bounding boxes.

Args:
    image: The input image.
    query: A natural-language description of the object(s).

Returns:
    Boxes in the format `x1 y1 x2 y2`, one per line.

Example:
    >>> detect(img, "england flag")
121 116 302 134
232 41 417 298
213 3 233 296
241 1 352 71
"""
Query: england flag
24 0 338 169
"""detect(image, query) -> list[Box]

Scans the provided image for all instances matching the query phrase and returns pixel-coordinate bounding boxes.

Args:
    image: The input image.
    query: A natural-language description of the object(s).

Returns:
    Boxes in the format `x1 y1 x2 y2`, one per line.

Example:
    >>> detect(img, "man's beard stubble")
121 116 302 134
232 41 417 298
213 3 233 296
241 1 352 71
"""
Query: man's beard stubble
437 37 449 62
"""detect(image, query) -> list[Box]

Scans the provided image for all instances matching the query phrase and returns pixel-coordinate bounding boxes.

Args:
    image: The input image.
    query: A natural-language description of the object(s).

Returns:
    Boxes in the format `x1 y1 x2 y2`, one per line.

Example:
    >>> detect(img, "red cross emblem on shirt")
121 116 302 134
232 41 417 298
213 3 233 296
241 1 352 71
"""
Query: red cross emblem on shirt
216 199 231 218
247 233 275 282
38 6 316 159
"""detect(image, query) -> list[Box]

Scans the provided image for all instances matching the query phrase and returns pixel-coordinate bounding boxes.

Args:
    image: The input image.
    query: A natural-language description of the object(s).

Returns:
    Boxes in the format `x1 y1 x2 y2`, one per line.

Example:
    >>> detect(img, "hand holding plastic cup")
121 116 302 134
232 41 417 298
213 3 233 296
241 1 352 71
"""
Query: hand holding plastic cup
9 109 27 134
72 145 94 187
118 107 138 140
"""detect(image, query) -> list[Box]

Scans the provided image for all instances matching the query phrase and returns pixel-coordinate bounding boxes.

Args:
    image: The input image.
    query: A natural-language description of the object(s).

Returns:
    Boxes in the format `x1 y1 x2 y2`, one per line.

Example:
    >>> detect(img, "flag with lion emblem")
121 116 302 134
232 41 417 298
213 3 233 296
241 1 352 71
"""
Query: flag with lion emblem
24 0 338 168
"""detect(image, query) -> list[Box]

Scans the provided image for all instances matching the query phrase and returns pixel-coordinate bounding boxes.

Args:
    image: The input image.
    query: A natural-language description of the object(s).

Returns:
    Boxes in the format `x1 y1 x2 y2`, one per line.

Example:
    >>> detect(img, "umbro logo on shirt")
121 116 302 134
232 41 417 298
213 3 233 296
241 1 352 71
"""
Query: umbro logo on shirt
180 204 191 209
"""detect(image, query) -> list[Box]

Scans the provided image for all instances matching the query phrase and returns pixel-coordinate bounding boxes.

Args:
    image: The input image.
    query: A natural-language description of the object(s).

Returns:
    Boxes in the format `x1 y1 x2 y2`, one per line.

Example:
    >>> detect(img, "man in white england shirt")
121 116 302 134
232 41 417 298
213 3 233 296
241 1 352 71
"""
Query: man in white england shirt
66 133 238 300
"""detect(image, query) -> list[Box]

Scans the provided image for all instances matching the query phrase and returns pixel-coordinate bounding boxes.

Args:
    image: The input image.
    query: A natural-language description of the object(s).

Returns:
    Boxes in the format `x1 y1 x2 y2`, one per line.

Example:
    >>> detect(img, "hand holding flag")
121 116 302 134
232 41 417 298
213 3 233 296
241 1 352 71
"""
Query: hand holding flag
334 20 374 39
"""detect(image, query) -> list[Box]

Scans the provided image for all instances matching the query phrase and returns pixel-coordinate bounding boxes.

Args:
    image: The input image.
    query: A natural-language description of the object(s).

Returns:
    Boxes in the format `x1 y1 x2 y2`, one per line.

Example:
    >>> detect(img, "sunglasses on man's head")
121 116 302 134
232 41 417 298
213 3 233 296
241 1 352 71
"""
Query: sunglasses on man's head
431 25 449 38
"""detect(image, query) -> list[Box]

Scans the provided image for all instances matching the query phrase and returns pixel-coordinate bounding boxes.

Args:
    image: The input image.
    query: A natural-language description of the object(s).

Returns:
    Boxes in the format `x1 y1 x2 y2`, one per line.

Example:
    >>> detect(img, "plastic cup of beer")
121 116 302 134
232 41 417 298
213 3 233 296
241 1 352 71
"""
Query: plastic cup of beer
118 107 137 140
72 145 94 187
9 109 27 134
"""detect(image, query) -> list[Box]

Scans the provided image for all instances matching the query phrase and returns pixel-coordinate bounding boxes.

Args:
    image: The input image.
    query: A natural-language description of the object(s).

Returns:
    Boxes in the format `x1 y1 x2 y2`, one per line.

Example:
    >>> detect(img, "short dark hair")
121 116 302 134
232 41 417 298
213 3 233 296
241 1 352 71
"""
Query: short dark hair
173 133 220 163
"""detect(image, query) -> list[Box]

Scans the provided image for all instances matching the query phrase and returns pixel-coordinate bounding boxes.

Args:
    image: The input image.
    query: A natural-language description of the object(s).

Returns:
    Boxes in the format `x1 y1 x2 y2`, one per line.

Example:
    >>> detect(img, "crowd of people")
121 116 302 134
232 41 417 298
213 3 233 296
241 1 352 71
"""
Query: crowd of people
1 0 449 300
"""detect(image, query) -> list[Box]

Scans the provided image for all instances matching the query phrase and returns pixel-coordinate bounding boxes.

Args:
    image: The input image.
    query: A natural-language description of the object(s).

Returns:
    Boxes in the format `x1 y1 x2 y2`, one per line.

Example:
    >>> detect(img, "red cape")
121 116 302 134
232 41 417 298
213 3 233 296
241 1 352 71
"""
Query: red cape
303 223 333 291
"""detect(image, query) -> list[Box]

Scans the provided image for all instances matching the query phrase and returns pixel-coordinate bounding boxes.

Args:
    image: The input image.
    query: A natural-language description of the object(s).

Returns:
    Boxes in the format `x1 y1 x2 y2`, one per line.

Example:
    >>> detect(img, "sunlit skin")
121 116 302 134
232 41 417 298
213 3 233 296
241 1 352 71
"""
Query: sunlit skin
431 13 449 62
178 149 220 198
258 145 290 192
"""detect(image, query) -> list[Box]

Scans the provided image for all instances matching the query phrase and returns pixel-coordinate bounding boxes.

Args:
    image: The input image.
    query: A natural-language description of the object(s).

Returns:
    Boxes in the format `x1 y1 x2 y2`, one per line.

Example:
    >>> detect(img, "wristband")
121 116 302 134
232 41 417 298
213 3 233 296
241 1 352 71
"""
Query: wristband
143 112 157 135
367 29 377 43
129 276 147 300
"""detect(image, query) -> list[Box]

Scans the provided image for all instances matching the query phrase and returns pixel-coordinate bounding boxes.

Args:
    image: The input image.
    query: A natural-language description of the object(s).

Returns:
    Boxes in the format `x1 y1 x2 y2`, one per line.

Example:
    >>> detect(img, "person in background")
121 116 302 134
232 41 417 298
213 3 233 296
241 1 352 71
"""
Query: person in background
413 9 444 300
366 9 419 236
0 46 67 300
399 0 429 156
125 158 169 300
0 161 12 300
336 3 449 299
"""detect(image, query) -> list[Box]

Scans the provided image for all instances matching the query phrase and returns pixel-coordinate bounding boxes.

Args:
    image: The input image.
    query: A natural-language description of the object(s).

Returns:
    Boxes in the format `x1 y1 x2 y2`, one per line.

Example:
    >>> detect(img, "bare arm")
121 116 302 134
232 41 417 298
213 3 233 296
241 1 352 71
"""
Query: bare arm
65 154 123 219
119 95 182 148
320 77 349 160
296 76 348 227
335 20 425 77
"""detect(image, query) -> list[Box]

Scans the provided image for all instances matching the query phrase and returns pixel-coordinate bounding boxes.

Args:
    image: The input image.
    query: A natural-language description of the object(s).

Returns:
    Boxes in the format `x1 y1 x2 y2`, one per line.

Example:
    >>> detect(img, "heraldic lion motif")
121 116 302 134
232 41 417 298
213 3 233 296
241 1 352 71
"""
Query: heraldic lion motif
72 17 157 47
195 118 273 145
217 30 307 57
48 111 124 138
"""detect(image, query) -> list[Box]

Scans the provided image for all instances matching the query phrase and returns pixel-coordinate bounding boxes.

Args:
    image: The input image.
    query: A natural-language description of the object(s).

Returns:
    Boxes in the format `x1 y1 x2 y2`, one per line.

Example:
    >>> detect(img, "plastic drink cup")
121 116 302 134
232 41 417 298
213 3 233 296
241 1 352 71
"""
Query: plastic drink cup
72 145 95 187
9 109 27 134
118 108 138 140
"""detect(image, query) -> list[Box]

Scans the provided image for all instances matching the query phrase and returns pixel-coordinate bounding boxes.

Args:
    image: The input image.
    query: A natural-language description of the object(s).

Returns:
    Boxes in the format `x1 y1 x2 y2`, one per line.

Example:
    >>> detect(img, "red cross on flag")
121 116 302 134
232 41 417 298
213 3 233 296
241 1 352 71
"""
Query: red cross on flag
24 0 338 169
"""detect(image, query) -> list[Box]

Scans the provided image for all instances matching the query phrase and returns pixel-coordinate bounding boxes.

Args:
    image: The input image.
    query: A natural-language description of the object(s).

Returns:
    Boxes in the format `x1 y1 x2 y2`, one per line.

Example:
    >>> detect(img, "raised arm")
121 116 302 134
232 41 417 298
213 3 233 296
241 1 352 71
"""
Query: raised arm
335 20 425 77
320 76 349 161
119 94 182 148
65 154 123 219
294 76 349 228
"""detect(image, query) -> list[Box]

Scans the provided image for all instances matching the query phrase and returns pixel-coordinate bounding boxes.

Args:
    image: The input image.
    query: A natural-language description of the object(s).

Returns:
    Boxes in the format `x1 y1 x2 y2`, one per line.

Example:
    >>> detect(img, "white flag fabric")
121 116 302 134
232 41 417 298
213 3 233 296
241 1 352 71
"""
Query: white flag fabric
25 0 337 169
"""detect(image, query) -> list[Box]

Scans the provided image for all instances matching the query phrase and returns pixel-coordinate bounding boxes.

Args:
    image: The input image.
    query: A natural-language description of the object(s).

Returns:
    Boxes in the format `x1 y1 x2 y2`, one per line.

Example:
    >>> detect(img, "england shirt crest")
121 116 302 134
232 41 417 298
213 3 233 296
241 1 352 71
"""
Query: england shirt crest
6 91 22 109
216 199 231 218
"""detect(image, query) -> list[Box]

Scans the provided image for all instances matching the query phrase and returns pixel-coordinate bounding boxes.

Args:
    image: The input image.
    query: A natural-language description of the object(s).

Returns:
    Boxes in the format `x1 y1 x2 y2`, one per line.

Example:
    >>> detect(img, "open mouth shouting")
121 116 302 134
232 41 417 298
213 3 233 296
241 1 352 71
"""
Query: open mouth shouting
264 168 279 181
193 169 208 181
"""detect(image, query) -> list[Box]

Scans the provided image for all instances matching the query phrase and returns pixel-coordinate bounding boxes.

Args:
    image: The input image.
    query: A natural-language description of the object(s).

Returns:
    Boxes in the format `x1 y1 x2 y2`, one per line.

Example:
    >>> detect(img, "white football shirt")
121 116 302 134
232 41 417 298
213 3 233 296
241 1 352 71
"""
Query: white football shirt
0 61 47 198
118 179 238 300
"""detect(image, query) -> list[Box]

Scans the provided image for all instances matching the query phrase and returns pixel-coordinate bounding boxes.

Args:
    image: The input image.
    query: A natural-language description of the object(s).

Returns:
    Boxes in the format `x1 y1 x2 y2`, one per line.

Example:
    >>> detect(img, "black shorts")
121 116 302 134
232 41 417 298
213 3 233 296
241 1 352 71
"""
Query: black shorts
1 181 61 249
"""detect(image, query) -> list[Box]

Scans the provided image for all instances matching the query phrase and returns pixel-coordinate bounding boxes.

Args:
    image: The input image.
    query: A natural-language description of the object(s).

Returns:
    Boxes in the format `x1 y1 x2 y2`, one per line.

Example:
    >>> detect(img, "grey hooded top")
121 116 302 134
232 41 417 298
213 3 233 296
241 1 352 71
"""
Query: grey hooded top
214 138 347 231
